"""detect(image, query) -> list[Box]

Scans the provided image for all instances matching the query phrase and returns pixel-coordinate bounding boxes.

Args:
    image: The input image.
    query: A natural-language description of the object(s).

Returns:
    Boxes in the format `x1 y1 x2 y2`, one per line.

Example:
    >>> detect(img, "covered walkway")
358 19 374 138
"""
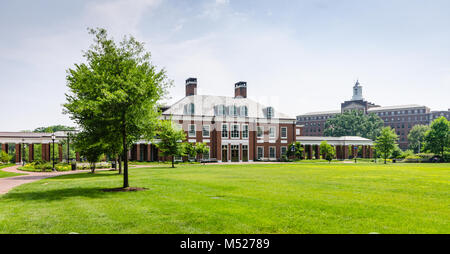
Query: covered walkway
296 136 374 160
0 131 79 164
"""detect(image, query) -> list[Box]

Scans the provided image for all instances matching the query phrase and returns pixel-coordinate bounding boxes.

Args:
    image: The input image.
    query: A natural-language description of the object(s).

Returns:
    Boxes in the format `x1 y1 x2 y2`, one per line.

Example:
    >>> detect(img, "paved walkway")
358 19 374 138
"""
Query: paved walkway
0 165 112 195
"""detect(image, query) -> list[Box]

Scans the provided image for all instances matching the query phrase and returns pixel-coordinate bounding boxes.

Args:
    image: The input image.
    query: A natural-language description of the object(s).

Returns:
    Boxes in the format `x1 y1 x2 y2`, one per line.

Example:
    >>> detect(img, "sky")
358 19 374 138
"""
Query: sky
0 0 449 131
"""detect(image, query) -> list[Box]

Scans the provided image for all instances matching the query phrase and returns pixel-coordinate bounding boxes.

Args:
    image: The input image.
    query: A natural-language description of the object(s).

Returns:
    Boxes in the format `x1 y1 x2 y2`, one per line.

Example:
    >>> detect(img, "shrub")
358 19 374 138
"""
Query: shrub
1 151 11 163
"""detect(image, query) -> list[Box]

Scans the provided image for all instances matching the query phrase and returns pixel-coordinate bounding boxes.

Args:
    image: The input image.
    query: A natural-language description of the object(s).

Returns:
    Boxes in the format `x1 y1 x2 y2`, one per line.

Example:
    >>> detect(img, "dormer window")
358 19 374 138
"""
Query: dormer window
229 105 238 116
240 106 248 117
185 103 195 115
266 107 274 119
216 105 226 116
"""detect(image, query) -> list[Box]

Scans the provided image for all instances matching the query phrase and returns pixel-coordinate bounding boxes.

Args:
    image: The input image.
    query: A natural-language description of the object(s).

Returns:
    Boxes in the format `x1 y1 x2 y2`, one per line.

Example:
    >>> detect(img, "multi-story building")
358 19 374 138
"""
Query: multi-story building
297 81 449 150
145 78 301 162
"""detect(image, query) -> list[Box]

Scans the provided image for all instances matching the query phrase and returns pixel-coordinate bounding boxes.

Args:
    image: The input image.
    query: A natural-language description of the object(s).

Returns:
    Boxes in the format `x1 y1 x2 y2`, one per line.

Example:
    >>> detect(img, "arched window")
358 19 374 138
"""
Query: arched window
216 105 226 116
240 106 248 117
265 107 274 119
186 103 195 115
229 105 238 116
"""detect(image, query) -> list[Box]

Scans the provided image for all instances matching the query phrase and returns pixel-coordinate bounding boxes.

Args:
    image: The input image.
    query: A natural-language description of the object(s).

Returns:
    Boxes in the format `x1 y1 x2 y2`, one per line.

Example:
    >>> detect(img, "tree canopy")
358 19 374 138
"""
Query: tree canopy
324 111 384 140
424 117 450 157
33 125 76 133
286 141 304 160
375 127 399 164
407 124 430 153
64 28 171 187
319 141 336 163
156 120 186 168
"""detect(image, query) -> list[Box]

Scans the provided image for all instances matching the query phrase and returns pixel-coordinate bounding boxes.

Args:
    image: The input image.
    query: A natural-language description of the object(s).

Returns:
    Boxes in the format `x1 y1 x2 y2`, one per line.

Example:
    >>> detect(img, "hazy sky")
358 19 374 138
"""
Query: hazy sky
1 0 449 131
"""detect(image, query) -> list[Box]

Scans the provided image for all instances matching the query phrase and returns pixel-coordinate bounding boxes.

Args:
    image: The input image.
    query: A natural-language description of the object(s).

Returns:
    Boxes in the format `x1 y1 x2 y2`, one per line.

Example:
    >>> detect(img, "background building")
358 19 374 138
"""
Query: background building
296 81 450 150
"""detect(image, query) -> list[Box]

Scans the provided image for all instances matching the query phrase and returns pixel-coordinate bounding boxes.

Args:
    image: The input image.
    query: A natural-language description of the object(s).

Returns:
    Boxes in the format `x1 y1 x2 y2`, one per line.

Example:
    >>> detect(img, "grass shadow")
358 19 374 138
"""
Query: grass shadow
52 171 121 180
2 186 118 202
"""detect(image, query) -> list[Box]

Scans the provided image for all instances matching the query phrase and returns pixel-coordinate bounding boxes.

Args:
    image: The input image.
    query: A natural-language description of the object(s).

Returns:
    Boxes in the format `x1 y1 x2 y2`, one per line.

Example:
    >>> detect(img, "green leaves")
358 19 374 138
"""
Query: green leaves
375 127 399 163
324 111 383 140
424 117 450 157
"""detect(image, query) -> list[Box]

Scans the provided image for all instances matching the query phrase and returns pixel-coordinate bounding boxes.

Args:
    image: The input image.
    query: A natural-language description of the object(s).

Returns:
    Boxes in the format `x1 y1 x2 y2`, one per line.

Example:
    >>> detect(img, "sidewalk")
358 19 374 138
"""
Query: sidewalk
0 165 111 195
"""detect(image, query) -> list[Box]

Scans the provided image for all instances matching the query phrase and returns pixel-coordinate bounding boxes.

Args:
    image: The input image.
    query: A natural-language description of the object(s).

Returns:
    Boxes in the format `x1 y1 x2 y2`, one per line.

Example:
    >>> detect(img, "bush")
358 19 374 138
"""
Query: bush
1 151 11 163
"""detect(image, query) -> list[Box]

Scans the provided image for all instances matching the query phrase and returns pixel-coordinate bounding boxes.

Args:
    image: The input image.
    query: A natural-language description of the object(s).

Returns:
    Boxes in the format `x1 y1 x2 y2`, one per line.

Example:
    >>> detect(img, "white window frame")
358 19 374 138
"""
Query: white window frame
257 146 264 160
202 125 210 138
242 124 249 139
296 128 300 135
188 124 196 137
231 124 240 139
202 147 210 160
257 126 264 138
281 127 287 139
221 123 229 138
269 126 276 138
269 146 276 159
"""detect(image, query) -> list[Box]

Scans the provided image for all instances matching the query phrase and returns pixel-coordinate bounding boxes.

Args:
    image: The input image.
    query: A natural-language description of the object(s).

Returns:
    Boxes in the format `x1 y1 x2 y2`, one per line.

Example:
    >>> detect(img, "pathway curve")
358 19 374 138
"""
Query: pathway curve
0 165 111 195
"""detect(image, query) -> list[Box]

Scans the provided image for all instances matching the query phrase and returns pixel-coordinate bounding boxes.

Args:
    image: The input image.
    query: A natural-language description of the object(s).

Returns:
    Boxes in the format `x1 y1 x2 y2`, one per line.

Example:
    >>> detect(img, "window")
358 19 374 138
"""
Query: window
281 146 287 156
269 127 276 138
216 105 226 116
222 124 228 138
242 124 249 139
187 103 195 115
202 125 210 138
202 148 210 160
266 107 274 119
188 124 196 137
231 124 240 138
229 105 238 116
269 147 276 158
240 106 248 117
281 127 287 138
257 126 264 138
296 129 300 135
257 147 264 160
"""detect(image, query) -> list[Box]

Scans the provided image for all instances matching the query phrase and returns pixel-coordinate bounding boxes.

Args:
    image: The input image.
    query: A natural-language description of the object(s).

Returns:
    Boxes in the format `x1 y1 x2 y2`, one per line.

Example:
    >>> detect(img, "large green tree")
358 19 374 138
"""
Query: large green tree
375 127 399 164
424 117 450 158
156 120 186 168
407 124 430 153
64 28 170 188
195 142 210 163
324 111 384 140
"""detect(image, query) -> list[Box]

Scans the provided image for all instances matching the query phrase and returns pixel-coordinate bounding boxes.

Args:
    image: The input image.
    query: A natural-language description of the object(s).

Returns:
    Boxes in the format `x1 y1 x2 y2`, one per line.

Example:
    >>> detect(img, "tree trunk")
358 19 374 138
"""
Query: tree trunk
91 163 96 174
122 113 129 188
172 156 175 168
118 155 122 174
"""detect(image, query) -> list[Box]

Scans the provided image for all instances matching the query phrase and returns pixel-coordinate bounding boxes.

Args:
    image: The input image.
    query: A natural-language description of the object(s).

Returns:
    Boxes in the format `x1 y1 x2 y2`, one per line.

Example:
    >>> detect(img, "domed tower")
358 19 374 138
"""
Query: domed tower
351 80 364 101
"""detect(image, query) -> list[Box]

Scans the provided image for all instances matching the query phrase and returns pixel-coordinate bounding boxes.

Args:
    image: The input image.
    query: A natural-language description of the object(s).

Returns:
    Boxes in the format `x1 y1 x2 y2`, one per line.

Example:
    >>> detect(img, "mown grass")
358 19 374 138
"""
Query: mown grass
0 164 24 178
0 162 448 234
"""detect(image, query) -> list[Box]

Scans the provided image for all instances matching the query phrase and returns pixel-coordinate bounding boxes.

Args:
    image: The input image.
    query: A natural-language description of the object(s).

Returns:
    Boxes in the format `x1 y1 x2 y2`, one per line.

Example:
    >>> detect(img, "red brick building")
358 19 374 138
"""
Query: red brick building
131 78 302 162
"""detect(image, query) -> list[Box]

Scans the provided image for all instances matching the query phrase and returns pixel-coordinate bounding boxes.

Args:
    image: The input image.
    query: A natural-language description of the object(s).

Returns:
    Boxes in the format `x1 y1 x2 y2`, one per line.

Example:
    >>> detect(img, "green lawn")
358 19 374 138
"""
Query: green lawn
0 164 24 178
0 162 448 234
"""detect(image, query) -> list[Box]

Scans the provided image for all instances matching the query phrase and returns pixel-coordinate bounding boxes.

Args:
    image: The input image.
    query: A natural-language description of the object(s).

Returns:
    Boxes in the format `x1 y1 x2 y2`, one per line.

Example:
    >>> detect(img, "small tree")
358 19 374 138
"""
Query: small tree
73 132 106 173
195 143 210 163
183 143 197 161
286 142 304 160
424 117 450 158
1 151 11 164
375 127 399 164
156 120 186 168
408 125 430 153
319 141 335 163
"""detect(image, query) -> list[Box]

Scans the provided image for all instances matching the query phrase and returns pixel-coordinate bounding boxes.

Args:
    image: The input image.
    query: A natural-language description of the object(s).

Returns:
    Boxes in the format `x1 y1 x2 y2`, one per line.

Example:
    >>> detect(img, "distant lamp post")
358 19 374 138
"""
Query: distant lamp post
52 133 56 172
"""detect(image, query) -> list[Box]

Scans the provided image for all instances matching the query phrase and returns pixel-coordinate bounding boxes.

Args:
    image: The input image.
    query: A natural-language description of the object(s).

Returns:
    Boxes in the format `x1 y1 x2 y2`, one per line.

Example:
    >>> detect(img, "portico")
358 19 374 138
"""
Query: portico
0 131 78 164
296 136 375 160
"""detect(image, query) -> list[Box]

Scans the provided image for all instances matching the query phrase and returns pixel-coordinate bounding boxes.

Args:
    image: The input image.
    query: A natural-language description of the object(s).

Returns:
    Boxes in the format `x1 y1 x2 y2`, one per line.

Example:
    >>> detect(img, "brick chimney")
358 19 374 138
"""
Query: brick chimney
185 78 197 96
234 81 247 98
